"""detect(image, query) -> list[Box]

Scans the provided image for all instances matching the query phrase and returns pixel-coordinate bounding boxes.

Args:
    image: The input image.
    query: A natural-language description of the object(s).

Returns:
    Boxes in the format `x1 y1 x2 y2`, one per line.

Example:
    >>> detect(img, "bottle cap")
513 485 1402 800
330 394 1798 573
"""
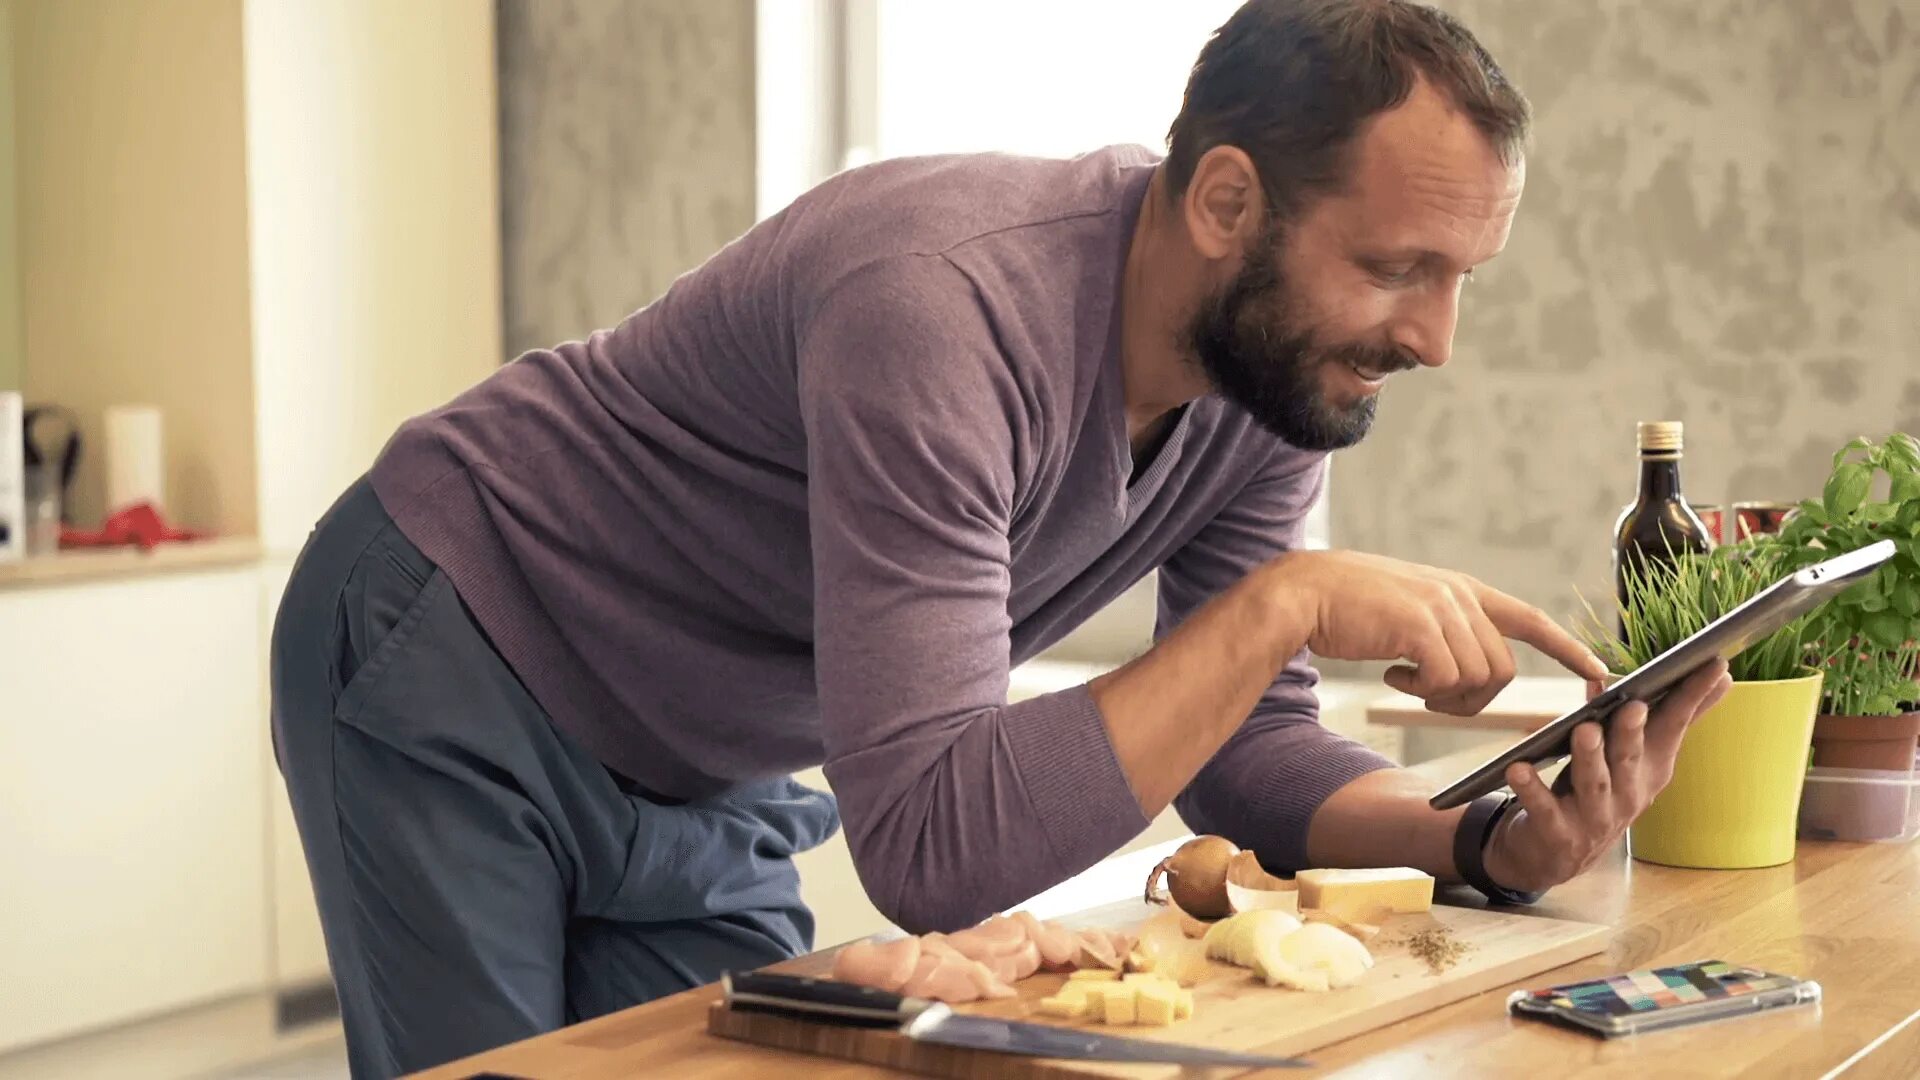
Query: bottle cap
1637 421 1683 453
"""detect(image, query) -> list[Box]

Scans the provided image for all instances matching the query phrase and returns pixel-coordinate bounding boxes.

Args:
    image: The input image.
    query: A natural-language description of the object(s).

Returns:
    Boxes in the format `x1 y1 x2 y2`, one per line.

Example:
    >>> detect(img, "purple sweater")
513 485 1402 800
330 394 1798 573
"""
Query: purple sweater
370 146 1393 932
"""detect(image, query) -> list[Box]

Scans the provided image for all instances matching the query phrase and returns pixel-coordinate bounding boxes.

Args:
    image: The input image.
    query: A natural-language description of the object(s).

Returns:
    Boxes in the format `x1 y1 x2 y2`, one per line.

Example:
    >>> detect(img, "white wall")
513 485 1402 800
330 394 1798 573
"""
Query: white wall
0 0 22 394
244 0 504 555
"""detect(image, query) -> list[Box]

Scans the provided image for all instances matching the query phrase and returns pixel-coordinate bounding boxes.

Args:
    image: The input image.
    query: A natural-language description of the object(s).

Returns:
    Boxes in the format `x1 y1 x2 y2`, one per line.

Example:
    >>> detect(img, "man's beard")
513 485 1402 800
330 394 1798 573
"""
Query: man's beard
1182 224 1413 451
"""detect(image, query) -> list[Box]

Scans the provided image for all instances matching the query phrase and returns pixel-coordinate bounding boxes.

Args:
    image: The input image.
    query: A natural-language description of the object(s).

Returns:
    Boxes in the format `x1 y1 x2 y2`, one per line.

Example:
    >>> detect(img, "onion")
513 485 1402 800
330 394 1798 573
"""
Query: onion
1273 922 1375 989
1127 911 1211 986
1223 850 1299 915
1144 835 1240 919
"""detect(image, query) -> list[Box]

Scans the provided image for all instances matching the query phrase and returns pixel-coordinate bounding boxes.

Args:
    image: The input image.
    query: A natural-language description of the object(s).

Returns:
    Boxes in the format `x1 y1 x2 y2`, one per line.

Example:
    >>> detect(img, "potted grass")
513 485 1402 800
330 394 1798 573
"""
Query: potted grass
1576 543 1827 869
1762 433 1920 772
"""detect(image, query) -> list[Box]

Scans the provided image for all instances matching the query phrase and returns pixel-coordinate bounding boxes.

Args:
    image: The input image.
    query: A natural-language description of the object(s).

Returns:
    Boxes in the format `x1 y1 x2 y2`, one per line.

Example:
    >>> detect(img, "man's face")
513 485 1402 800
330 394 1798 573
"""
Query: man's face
1185 82 1525 450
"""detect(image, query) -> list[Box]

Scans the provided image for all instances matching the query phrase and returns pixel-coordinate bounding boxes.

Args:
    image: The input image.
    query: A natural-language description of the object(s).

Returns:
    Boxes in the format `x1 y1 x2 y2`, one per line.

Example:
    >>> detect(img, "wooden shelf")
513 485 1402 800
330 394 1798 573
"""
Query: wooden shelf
0 536 263 591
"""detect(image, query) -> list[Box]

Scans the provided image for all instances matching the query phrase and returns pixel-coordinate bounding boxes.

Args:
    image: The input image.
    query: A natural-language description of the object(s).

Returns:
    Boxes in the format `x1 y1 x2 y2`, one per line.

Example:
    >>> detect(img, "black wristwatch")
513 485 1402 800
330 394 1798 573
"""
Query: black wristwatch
1454 794 1546 906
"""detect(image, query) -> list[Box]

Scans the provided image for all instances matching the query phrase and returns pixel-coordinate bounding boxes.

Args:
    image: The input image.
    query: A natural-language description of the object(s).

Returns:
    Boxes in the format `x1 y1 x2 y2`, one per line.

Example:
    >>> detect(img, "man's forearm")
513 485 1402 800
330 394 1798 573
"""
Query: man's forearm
1305 768 1472 882
1089 563 1308 817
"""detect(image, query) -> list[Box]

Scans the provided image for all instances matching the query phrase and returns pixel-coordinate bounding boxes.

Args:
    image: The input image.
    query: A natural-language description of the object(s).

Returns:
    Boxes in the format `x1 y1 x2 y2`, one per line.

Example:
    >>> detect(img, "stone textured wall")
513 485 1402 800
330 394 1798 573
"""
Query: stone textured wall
495 0 756 355
1330 0 1920 671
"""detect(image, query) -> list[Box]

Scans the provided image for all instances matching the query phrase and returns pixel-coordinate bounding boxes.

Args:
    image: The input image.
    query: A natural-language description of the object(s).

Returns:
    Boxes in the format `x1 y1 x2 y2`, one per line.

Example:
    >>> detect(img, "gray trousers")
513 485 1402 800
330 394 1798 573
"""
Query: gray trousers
270 478 840 1078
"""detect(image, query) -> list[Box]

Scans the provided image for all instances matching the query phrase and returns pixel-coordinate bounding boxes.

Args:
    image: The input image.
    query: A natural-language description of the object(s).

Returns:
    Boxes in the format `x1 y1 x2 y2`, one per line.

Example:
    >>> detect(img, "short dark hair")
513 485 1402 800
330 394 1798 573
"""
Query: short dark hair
1165 0 1529 220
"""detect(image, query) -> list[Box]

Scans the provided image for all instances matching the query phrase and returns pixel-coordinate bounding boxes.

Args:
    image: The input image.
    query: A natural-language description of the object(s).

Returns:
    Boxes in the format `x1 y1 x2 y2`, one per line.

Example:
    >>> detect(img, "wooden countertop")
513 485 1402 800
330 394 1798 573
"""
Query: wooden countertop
1366 676 1584 732
0 536 262 590
412 741 1920 1079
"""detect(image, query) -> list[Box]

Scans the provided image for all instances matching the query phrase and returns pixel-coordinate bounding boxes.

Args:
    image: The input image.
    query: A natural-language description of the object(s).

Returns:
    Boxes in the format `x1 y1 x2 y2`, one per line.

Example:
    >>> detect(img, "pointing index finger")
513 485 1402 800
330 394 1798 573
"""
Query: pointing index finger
1473 582 1610 682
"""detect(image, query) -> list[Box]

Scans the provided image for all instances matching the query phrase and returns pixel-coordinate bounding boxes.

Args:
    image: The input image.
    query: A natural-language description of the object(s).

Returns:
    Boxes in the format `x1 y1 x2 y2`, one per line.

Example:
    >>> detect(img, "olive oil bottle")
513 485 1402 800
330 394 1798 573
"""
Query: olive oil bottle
1613 421 1715 636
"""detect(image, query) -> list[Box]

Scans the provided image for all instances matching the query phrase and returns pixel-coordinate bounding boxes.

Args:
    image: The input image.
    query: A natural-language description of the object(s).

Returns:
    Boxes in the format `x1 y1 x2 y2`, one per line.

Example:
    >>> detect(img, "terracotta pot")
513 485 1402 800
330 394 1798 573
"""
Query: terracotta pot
1809 712 1920 771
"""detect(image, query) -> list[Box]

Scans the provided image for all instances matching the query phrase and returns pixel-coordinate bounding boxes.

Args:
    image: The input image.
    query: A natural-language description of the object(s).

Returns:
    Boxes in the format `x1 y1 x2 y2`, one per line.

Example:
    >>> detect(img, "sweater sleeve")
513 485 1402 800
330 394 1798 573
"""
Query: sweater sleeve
800 255 1149 933
1165 450 1397 872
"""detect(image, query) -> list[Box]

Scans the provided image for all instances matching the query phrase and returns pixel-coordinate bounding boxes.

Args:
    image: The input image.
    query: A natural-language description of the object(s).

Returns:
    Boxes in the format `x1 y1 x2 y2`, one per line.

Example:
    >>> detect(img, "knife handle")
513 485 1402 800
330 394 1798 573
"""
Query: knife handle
723 971 941 1029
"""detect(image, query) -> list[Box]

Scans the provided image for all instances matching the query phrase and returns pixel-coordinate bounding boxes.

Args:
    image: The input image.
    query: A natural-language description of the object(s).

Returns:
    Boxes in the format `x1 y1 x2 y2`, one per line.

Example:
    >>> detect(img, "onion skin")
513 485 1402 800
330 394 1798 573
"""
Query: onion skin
1144 835 1240 919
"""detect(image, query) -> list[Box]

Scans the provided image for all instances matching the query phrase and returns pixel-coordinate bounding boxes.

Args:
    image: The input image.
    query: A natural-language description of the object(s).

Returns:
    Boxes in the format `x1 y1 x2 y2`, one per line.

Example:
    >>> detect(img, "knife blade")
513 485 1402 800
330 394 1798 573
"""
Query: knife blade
723 970 1311 1070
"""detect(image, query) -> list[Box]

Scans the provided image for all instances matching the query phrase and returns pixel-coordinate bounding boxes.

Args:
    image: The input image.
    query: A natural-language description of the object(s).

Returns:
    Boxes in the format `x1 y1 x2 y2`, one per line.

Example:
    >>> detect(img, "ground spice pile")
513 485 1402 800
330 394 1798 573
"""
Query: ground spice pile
1405 926 1471 974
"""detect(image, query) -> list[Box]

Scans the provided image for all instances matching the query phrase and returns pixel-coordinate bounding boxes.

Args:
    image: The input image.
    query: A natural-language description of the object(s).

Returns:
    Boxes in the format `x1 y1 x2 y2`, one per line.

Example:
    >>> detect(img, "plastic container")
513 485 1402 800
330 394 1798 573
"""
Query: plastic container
1797 765 1920 843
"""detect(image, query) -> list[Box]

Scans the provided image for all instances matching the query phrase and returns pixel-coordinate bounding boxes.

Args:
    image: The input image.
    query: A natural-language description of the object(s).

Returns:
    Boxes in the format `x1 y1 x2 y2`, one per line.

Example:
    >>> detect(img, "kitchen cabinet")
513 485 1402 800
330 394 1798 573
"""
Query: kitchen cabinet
0 568 269 1053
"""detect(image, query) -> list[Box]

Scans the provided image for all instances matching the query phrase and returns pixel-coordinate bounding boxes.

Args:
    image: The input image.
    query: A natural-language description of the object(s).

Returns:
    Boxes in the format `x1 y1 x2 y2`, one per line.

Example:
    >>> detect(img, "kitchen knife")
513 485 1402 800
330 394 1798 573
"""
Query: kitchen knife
722 970 1311 1069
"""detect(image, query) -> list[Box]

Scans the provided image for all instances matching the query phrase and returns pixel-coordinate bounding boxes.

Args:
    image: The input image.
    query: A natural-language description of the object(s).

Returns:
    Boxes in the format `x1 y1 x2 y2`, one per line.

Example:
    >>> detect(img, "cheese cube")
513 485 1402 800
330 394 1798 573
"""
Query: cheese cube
1038 994 1093 1020
1123 972 1173 985
1296 867 1433 919
1174 988 1195 1020
1083 988 1105 1021
1135 981 1178 1026
1097 983 1137 1025
1052 982 1089 1004
1069 969 1121 982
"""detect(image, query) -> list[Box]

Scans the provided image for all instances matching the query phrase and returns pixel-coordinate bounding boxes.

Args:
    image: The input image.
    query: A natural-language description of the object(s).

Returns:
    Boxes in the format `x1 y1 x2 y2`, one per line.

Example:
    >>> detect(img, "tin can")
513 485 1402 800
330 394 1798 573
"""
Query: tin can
1733 501 1796 542
1690 503 1726 547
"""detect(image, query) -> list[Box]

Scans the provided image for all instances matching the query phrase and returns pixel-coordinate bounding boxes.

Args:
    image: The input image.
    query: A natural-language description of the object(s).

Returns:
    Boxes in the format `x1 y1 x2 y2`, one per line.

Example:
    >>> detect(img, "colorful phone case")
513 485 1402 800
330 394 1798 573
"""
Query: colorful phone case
1508 960 1821 1038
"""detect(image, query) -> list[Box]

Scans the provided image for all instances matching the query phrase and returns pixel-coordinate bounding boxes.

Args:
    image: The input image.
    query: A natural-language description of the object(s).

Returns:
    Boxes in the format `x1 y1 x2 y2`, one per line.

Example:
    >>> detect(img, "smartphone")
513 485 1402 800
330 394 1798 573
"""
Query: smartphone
1508 960 1821 1038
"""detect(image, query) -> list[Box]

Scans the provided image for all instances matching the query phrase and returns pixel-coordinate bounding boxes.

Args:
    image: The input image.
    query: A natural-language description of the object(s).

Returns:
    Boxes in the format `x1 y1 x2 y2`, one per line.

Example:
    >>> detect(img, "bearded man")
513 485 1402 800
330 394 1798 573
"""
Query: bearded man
270 2 1732 1076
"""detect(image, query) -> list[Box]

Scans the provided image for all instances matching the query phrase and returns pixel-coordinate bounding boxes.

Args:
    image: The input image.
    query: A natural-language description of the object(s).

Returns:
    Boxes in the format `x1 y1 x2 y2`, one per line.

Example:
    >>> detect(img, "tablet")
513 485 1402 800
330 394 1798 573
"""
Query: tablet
1429 539 1897 811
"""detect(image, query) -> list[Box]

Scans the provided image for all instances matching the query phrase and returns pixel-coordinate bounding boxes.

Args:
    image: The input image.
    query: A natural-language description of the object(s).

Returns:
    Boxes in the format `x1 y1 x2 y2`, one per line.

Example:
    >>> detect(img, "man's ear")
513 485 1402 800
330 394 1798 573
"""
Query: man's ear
1182 146 1266 262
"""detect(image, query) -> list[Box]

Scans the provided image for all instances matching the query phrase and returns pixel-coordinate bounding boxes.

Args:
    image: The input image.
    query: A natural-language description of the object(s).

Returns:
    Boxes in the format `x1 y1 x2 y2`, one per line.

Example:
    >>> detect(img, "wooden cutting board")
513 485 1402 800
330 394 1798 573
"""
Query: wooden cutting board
708 902 1609 1078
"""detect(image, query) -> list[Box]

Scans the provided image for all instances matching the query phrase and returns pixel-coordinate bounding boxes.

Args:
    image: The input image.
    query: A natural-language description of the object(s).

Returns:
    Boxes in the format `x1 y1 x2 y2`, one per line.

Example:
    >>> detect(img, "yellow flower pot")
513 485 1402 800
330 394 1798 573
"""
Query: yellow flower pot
1630 672 1824 870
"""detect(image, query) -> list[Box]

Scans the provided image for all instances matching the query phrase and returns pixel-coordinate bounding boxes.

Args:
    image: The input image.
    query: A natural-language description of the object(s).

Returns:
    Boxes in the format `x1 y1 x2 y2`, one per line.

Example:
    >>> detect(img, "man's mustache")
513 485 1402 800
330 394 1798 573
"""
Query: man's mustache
1315 343 1419 376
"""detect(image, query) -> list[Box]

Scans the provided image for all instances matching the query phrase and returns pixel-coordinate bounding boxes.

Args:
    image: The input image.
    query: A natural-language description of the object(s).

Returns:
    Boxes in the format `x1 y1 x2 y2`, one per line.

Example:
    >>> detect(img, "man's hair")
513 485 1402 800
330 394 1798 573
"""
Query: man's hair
1165 0 1529 220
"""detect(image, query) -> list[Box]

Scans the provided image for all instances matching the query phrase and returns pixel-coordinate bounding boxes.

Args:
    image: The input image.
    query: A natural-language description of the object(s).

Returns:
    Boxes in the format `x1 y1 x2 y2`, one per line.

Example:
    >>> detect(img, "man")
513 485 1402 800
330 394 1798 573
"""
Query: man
272 1 1733 1075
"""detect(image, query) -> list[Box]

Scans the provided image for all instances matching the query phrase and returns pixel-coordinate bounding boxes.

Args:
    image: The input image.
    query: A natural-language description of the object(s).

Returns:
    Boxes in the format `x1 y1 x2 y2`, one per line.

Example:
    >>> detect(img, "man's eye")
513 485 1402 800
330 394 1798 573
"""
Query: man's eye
1367 262 1415 285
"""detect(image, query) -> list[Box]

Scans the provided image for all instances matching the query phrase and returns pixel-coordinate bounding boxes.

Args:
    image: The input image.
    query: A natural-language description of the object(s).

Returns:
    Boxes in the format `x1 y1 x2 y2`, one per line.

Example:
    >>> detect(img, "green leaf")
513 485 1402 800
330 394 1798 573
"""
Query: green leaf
1894 582 1920 617
1826 462 1874 518
1889 433 1920 472
1796 500 1831 528
1835 436 1875 470
1893 472 1920 505
1864 501 1900 524
1864 611 1909 648
1862 592 1890 612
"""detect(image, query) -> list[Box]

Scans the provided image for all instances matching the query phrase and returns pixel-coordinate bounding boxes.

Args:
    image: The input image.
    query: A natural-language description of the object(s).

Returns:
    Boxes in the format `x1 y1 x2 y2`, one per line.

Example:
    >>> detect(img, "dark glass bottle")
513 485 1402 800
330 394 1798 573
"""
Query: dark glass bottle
1613 421 1715 636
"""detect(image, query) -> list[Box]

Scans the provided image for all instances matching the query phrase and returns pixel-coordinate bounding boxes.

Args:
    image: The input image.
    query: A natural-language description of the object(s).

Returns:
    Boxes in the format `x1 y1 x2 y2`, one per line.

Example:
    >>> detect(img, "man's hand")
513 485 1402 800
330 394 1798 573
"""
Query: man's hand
1265 550 1611 713
1481 659 1735 892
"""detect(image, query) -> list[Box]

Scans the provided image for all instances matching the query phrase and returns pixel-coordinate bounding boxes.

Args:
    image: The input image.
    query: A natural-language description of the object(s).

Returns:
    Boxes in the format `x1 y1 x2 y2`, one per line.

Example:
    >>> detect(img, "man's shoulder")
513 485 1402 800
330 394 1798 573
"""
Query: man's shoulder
811 144 1160 259
791 146 1158 391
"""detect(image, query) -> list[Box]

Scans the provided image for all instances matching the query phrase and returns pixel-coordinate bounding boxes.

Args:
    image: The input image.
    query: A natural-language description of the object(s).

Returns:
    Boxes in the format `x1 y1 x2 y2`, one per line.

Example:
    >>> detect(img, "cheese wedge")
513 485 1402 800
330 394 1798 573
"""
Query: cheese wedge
1135 981 1178 1026
1096 983 1137 1025
1038 993 1093 1020
1295 867 1433 920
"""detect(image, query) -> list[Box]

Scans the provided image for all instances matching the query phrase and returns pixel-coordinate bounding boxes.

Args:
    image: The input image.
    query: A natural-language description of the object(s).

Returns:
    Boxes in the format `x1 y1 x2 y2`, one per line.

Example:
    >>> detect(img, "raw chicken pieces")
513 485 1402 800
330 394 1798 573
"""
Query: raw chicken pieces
829 914 1134 1003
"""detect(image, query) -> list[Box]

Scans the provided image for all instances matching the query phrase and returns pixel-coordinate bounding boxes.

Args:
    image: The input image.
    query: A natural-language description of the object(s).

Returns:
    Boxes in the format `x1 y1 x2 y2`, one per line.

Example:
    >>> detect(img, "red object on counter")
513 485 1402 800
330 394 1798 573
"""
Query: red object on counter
59 501 206 551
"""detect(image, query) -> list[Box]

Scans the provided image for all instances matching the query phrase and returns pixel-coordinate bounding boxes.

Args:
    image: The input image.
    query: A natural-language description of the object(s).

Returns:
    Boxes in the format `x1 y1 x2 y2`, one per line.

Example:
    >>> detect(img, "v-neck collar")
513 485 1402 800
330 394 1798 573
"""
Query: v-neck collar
1095 163 1194 524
